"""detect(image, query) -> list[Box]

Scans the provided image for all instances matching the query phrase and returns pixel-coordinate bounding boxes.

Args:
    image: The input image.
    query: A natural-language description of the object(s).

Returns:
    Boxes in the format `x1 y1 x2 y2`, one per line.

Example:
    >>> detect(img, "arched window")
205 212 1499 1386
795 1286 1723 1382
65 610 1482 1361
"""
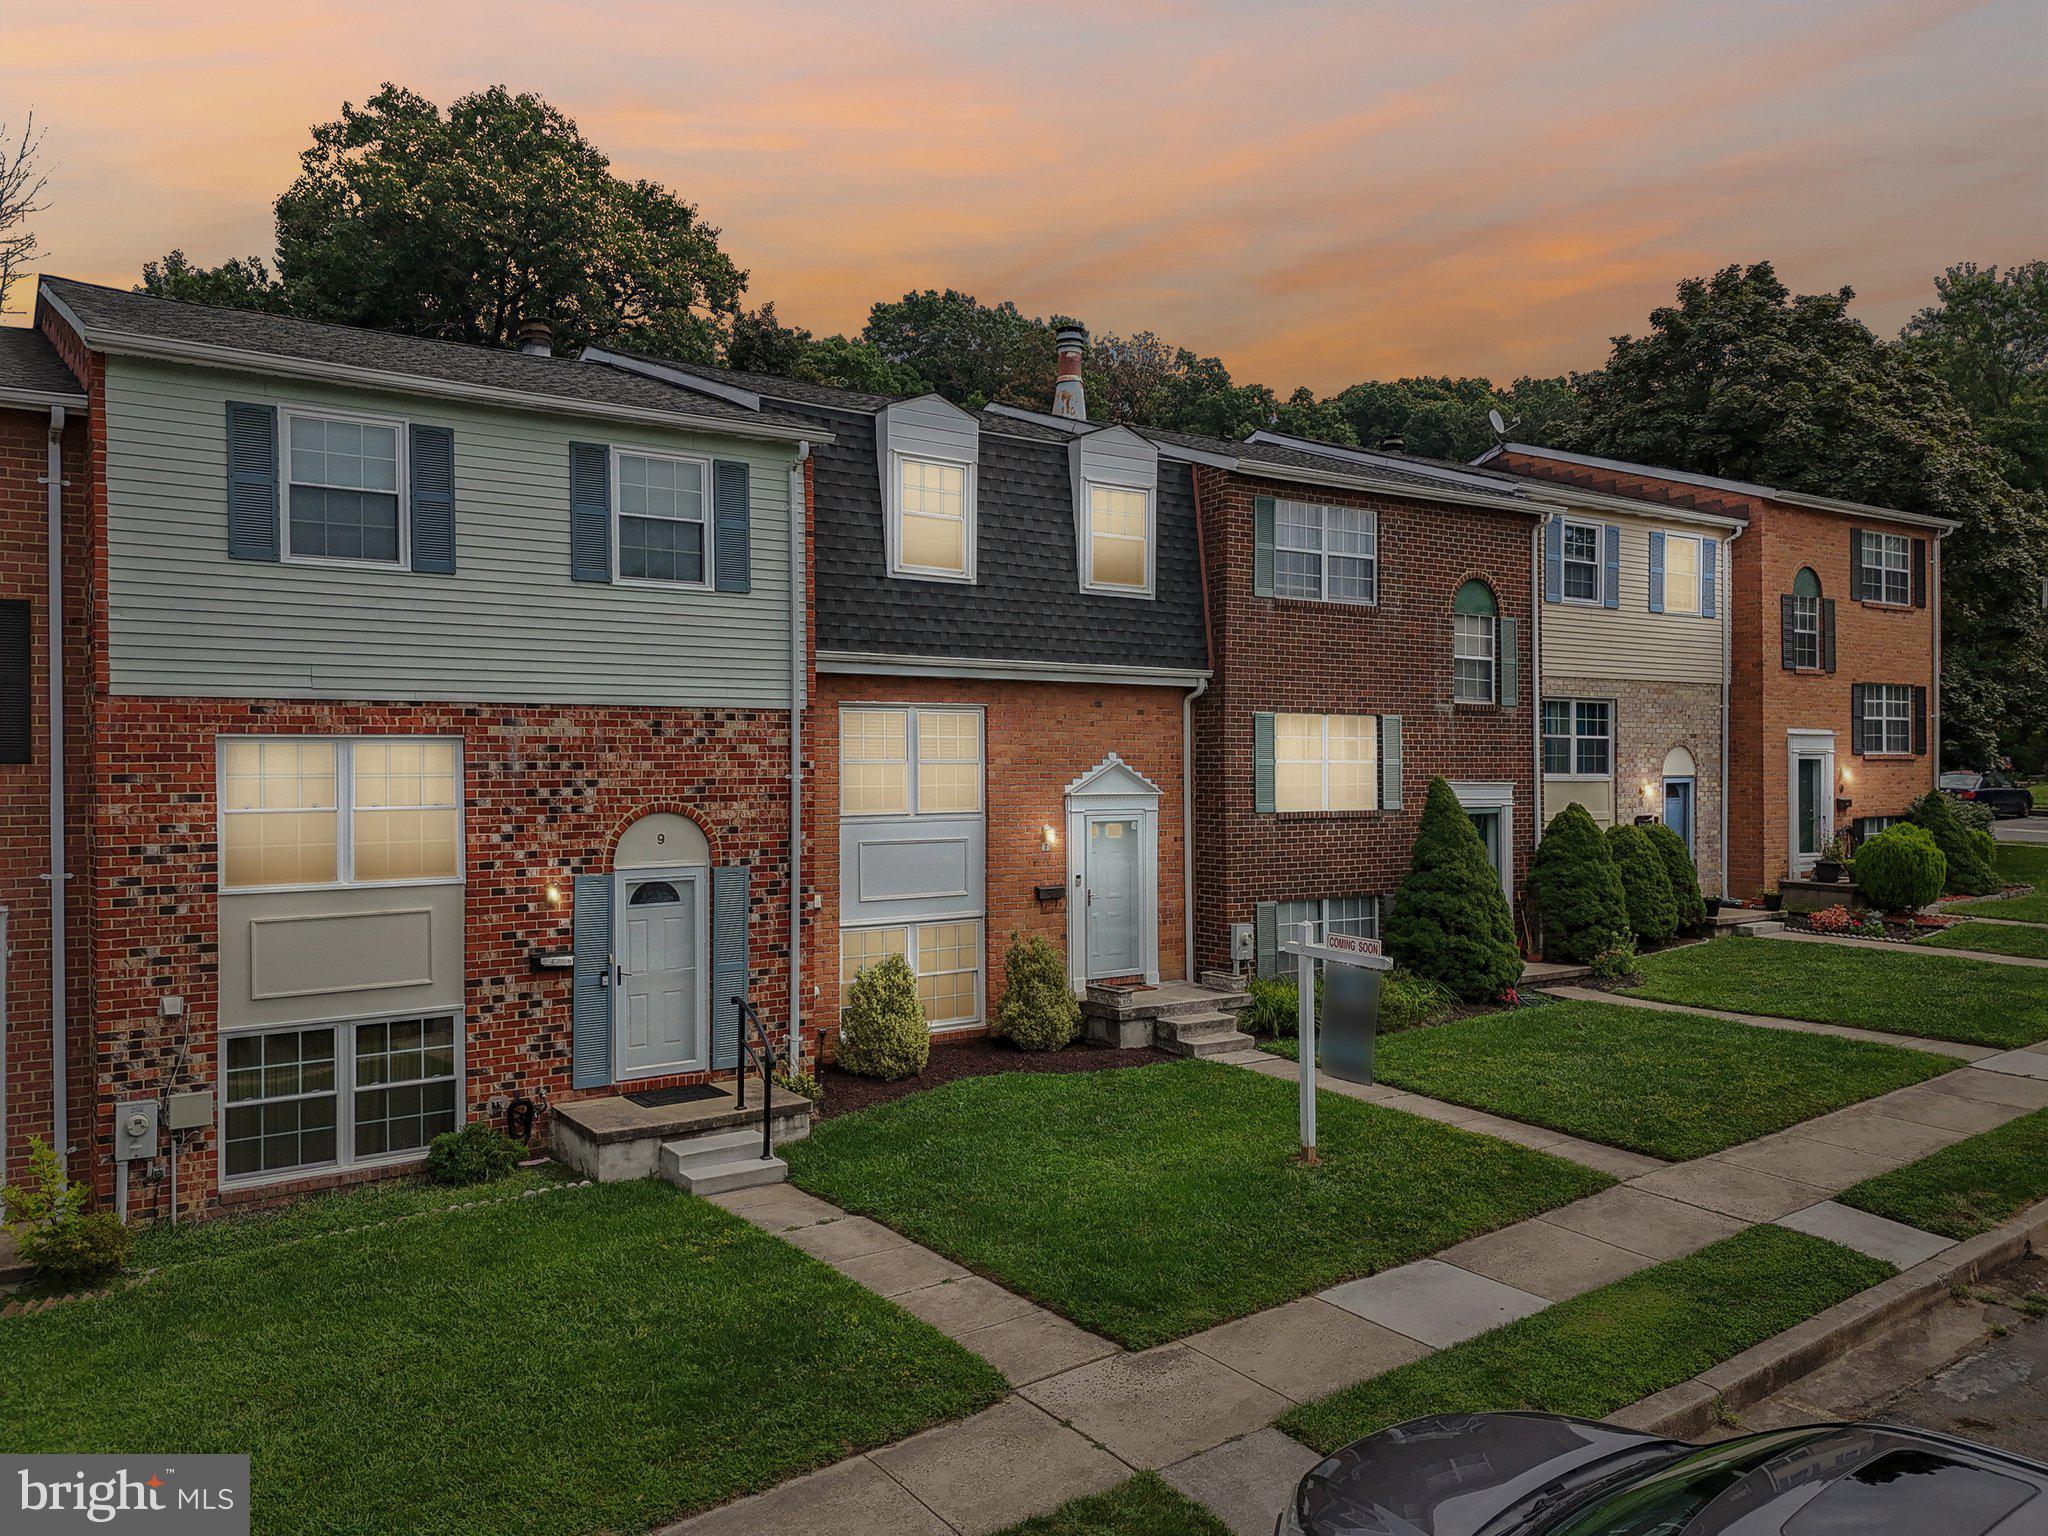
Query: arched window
1786 568 1826 670
1452 580 1499 704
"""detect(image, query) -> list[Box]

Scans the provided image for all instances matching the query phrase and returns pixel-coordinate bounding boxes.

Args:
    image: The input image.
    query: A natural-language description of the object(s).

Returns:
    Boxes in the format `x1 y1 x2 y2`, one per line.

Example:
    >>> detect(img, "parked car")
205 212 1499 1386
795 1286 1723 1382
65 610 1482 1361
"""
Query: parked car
1941 770 2036 820
1280 1412 2048 1534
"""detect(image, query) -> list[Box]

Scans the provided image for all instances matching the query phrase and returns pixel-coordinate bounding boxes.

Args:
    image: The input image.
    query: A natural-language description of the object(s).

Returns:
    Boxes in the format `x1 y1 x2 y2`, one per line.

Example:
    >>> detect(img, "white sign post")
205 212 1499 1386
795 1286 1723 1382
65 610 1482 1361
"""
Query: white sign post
1278 921 1392 1164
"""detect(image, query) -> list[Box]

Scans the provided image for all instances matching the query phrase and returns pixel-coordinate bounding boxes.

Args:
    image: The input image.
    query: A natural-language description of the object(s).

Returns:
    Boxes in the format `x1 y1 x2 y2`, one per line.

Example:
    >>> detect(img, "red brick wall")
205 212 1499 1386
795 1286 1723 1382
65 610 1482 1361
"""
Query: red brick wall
805 673 1188 1051
1192 468 1539 972
87 697 795 1219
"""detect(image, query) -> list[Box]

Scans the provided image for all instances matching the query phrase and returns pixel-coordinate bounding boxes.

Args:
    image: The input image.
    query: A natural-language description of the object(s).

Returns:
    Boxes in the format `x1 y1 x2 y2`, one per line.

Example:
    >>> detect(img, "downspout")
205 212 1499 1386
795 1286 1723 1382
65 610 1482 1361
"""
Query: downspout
1182 677 1206 982
44 406 69 1166
1930 533 1943 779
787 443 810 1072
1720 524 1744 899
1529 520 1542 922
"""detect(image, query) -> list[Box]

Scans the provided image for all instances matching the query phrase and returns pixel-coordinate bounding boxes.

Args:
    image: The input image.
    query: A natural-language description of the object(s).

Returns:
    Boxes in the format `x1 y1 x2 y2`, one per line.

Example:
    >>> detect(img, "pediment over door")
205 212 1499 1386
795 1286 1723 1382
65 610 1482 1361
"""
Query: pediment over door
1063 753 1162 801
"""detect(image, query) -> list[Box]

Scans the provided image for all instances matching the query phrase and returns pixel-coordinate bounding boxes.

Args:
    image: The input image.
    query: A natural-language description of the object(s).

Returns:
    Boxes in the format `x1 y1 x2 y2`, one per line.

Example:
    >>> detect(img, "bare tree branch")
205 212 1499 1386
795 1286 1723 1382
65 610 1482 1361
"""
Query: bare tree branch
0 112 51 316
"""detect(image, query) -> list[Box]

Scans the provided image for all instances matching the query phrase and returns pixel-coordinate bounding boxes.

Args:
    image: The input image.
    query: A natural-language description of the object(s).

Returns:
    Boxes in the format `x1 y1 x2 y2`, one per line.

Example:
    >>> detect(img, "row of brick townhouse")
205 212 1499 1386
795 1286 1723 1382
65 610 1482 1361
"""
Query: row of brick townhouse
0 281 1953 1220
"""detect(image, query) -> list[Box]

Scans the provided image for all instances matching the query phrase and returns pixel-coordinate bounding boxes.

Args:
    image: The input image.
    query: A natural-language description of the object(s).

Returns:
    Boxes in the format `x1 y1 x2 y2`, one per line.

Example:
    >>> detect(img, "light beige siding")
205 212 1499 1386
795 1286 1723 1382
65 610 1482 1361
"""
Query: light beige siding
1539 515 1728 685
101 357 801 706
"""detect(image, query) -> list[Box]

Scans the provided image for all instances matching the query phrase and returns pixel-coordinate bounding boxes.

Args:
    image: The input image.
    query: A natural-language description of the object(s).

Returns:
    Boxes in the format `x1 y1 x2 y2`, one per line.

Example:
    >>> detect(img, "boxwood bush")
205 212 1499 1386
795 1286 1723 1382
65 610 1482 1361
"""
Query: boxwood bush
837 952 931 1079
426 1122 524 1186
992 931 1080 1051
1852 823 1946 913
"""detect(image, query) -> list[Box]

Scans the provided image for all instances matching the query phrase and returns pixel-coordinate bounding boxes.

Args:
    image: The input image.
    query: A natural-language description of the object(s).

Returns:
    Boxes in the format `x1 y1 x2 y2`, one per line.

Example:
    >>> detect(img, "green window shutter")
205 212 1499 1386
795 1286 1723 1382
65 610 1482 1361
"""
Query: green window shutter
1543 515 1563 603
408 424 456 575
1253 711 1276 813
711 865 750 1072
569 442 612 583
714 460 752 593
1253 495 1276 597
1380 715 1403 811
1500 617 1519 707
225 401 280 562
1254 901 1278 979
570 874 614 1089
1647 530 1665 613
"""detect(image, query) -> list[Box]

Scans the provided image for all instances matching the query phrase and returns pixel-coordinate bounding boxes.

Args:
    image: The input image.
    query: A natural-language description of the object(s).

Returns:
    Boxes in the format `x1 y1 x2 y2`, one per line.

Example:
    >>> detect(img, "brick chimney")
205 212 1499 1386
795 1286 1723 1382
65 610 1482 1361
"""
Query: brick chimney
1052 325 1087 421
518 319 555 357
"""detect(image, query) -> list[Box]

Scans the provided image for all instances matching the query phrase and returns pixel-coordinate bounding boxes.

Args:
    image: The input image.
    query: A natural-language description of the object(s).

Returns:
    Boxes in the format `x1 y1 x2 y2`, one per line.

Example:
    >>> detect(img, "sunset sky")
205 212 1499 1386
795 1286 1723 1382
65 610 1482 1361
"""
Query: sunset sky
5 0 2044 392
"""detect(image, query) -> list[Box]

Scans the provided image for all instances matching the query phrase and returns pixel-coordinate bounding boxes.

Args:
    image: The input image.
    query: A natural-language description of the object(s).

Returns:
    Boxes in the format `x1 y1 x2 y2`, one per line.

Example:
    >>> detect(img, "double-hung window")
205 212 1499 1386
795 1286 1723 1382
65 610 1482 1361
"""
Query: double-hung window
1861 532 1911 606
893 455 972 579
1560 519 1602 602
1790 568 1823 669
1662 535 1702 616
1452 580 1499 704
1084 482 1153 595
1275 713 1376 812
1274 499 1376 604
220 737 462 890
1541 699 1612 776
839 921 983 1028
615 449 710 586
839 707 982 817
285 409 404 566
1277 895 1381 945
1863 684 1913 755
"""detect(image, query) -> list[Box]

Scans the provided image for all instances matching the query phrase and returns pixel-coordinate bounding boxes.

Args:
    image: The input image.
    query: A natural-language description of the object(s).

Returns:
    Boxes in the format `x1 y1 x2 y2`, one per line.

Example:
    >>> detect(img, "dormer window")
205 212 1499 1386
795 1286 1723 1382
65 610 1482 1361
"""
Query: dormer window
893 454 972 579
1084 482 1152 594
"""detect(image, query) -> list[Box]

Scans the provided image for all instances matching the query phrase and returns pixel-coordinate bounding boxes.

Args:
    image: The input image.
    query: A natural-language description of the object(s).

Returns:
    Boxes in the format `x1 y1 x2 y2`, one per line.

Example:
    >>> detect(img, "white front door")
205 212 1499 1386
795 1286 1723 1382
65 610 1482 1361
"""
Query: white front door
1788 732 1835 876
1084 815 1144 979
615 868 706 1078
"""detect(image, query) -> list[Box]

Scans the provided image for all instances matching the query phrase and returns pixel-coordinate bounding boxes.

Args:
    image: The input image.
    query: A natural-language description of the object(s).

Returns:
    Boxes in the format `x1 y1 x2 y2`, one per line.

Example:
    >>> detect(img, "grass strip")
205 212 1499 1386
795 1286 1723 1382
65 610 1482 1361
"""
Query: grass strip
992 1474 1233 1536
1839 1106 2048 1240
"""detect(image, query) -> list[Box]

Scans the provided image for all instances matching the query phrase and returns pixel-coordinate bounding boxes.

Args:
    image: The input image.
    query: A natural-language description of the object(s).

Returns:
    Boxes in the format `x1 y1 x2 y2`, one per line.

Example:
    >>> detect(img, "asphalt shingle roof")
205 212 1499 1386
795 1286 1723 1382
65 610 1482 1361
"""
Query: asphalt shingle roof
588 347 898 414
0 324 86 400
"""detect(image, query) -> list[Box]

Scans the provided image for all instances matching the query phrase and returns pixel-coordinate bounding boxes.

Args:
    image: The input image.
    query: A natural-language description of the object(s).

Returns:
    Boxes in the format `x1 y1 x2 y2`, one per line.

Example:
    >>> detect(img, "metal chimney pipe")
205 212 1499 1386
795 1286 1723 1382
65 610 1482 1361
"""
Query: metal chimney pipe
517 320 555 357
1052 325 1087 421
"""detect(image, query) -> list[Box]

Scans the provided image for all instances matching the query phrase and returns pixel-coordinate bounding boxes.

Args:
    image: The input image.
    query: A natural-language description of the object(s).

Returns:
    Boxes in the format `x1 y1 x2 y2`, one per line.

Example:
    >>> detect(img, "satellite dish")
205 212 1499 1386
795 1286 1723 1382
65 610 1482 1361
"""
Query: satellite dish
1486 408 1507 440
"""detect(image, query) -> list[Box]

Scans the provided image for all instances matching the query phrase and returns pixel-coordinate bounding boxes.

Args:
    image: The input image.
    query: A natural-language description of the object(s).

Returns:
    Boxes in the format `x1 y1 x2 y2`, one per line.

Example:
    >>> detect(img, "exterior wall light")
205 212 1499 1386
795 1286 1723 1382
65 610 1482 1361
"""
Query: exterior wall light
545 883 564 907
1041 824 1059 852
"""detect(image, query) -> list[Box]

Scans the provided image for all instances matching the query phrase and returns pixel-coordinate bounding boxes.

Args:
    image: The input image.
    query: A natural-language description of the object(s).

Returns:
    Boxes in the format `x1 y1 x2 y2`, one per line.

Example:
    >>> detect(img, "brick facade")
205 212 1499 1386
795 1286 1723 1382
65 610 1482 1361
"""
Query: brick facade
1191 467 1539 973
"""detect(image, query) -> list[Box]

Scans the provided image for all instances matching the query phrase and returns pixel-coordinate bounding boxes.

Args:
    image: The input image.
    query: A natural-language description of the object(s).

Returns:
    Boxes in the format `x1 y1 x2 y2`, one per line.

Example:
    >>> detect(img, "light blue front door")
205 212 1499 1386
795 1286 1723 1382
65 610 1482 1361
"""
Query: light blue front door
1084 816 1143 978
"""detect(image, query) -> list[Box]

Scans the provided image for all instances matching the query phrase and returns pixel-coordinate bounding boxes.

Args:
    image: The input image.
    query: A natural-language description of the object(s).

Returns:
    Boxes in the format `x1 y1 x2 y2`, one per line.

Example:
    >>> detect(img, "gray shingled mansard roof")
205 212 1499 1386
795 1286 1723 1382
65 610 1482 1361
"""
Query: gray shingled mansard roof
34 276 822 441
0 324 87 406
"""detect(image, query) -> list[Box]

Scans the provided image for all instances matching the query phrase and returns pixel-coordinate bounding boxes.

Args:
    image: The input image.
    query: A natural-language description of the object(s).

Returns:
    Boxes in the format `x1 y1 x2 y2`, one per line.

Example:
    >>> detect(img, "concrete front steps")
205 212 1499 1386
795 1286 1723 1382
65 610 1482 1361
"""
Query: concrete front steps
1081 973 1254 1058
552 1083 810 1188
657 1126 789 1195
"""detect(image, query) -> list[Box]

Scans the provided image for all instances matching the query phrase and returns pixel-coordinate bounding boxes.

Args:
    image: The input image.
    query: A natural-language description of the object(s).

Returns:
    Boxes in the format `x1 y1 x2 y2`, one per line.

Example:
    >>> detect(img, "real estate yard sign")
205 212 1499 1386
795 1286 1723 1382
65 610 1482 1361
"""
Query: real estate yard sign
1279 924 1391 1162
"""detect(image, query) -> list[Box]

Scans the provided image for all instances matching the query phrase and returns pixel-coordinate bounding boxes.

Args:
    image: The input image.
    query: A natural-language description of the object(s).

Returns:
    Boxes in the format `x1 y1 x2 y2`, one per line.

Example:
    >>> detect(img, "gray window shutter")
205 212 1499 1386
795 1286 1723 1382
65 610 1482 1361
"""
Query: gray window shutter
226 401 280 562
1822 600 1837 673
1253 495 1276 598
1253 711 1276 813
1601 523 1621 609
408 424 456 575
1380 714 1403 811
1780 594 1796 670
1700 537 1717 618
1543 515 1563 603
1647 530 1665 613
1254 901 1278 979
1500 617 1519 707
1850 684 1867 756
711 864 749 1072
1848 528 1866 601
1911 538 1927 609
714 460 751 593
569 441 612 583
570 874 614 1089
1912 686 1927 755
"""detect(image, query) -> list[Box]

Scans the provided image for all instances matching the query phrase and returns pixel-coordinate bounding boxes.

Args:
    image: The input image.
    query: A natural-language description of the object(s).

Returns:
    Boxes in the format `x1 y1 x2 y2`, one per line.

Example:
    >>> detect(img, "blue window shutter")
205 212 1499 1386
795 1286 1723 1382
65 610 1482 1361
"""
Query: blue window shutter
714 460 751 594
1543 515 1563 603
570 874 614 1089
408 424 456 574
1253 495 1276 597
1255 902 1278 979
1701 538 1718 618
1647 530 1665 613
1253 712 1276 813
1500 617 1519 707
569 442 611 583
226 401 280 562
1602 523 1621 609
1380 715 1403 811
711 865 749 1072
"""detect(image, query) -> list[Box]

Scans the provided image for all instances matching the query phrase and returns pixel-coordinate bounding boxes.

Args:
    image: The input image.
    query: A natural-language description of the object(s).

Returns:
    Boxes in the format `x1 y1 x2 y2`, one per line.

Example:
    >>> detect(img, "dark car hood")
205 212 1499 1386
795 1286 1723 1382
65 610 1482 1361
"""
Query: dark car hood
1296 1414 1678 1536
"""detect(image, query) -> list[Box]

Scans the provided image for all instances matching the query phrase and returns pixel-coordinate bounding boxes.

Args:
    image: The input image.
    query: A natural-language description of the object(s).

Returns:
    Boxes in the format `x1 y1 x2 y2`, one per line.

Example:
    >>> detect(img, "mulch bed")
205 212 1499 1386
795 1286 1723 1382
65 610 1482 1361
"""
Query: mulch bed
1786 907 1957 944
816 1035 1175 1120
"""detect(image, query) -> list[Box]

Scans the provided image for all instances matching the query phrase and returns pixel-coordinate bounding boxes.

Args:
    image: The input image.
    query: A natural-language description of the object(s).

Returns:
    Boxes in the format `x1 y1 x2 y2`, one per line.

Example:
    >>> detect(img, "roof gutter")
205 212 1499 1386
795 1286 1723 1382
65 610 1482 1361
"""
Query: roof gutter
816 651 1209 689
1226 456 1543 516
0 386 88 413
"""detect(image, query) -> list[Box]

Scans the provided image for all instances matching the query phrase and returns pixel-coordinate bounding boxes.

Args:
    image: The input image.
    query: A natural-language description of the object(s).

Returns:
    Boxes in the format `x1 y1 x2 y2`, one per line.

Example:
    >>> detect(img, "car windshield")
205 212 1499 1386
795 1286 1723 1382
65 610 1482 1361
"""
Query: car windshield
1541 1430 1836 1536
1942 773 1982 790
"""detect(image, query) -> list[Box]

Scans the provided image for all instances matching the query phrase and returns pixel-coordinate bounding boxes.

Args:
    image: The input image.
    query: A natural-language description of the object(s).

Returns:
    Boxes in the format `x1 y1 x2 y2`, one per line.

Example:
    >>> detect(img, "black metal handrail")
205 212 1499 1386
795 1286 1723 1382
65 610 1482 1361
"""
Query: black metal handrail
731 997 776 1161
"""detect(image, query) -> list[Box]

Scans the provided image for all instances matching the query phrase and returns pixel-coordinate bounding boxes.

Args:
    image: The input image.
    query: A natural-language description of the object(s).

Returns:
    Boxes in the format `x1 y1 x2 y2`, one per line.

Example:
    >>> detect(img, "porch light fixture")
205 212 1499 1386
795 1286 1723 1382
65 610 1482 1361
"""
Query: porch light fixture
545 882 564 907
1042 824 1059 852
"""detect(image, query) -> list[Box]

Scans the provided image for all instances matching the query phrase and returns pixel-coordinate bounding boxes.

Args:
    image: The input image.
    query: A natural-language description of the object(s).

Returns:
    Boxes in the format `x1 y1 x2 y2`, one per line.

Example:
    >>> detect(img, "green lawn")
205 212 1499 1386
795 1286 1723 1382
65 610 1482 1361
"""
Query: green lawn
1839 1107 2048 1239
1917 921 2048 960
1953 843 2048 923
0 1181 1005 1536
1279 1225 1892 1453
785 1060 1609 1348
1623 935 2048 1048
1360 1000 1955 1160
994 1474 1232 1536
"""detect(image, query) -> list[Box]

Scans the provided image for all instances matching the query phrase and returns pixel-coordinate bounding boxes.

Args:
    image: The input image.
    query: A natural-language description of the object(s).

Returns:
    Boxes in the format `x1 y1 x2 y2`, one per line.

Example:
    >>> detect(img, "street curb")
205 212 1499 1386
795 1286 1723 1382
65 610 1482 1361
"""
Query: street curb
1607 1196 2048 1439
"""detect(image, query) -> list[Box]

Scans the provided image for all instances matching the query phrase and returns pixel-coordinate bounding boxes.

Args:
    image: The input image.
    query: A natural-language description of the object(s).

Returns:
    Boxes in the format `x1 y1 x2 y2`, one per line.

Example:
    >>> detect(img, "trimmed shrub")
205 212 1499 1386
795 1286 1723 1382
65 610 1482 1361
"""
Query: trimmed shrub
1852 823 1946 912
1238 972 1313 1039
1588 935 1640 982
837 951 930 1079
1909 791 2000 895
1643 822 1709 934
1 1137 129 1286
1606 823 1679 943
425 1122 524 1186
1380 970 1456 1032
1385 777 1523 1001
992 931 1080 1051
1525 803 1629 963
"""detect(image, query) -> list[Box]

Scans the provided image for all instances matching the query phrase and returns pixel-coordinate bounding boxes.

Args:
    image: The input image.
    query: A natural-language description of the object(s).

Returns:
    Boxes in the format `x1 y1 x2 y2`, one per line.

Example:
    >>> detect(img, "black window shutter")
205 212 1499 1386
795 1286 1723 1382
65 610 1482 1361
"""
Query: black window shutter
0 601 29 764
1850 684 1867 755
1822 600 1837 673
408 424 456 574
1912 538 1927 609
1848 527 1865 601
1780 595 1796 670
1912 686 1927 755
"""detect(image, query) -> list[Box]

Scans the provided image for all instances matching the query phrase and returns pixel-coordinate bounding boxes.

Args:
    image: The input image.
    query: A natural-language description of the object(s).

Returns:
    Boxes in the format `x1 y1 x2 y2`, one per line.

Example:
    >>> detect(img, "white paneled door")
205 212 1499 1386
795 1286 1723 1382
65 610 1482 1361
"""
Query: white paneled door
616 868 706 1077
1084 815 1144 979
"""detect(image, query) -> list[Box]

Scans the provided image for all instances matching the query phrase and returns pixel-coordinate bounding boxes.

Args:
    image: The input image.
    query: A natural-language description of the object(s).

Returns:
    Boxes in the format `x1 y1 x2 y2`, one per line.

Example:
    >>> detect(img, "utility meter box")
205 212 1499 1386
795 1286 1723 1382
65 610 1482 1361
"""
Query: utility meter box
1230 923 1255 965
114 1100 160 1161
166 1090 215 1132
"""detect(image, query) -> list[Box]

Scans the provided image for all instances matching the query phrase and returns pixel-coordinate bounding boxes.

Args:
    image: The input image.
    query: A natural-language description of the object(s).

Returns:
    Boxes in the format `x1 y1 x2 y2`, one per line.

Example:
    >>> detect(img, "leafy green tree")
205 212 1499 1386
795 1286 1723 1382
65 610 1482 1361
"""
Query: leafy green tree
860 288 1060 409
1562 262 2048 769
1642 822 1708 934
140 250 289 312
141 85 746 359
1525 804 1629 963
1902 261 2048 497
723 302 812 377
1908 790 1999 895
1606 823 1678 943
1384 778 1522 1000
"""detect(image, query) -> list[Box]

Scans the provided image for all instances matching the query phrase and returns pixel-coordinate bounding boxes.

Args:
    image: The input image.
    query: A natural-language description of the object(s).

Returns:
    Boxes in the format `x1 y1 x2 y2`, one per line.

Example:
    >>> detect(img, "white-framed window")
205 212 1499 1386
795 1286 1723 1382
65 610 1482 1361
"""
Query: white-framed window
221 1012 460 1183
1662 534 1702 616
1452 580 1499 705
892 454 973 580
219 736 462 892
283 407 406 567
1275 712 1376 813
1863 684 1914 755
839 706 982 817
1790 596 1821 668
1861 531 1911 606
1083 482 1154 596
1274 499 1376 605
1560 518 1602 603
1277 895 1382 945
614 448 711 587
839 920 982 1028
1541 698 1612 776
